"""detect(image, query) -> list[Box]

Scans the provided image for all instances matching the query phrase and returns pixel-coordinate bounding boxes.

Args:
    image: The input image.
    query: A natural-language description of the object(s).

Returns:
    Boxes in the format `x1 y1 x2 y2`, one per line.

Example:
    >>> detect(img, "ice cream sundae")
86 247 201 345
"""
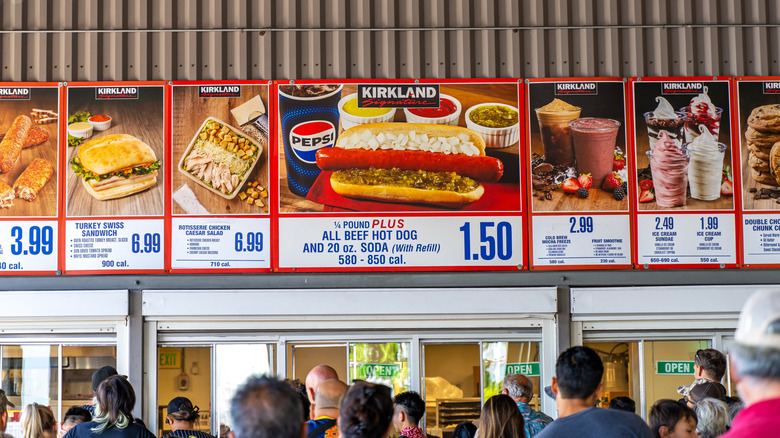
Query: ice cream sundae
649 130 690 207
644 96 685 150
686 125 726 201
681 86 722 142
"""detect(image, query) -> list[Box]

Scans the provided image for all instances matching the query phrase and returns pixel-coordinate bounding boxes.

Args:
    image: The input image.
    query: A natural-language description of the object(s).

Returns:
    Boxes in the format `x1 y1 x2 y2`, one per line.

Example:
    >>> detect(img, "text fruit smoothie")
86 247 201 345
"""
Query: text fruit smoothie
681 85 723 142
686 125 726 201
535 98 581 167
649 130 690 208
569 117 621 187
644 96 685 150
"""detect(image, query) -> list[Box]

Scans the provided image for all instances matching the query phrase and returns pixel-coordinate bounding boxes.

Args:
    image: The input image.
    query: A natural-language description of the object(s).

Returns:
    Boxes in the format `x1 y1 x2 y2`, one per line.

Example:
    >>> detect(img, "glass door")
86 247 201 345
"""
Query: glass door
348 342 410 395
422 343 481 438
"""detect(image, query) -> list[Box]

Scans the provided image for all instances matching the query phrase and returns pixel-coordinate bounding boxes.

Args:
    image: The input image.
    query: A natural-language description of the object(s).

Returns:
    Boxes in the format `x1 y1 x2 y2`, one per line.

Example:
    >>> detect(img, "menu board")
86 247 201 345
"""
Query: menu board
631 78 738 268
735 77 780 266
63 83 166 273
526 79 632 268
169 82 271 271
0 84 60 274
275 80 526 270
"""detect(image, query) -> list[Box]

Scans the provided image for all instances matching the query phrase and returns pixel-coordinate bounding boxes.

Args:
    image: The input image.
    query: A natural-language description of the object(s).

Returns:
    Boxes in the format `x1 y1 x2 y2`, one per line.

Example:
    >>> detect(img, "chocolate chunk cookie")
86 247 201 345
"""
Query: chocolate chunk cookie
771 142 780 185
750 151 771 172
746 126 780 146
748 142 771 160
748 104 780 132
752 168 779 185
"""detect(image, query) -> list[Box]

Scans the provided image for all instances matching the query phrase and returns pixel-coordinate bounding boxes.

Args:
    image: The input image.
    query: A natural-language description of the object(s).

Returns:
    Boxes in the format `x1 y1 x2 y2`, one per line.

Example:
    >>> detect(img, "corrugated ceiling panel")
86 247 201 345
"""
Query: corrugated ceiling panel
2 0 780 81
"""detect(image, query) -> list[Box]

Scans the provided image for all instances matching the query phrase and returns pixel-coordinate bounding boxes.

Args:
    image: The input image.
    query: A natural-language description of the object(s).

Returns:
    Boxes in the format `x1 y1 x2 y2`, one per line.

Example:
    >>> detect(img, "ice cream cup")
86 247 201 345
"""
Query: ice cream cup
647 144 691 208
569 117 621 188
465 102 520 149
403 94 462 126
679 106 723 143
338 93 397 130
684 140 727 201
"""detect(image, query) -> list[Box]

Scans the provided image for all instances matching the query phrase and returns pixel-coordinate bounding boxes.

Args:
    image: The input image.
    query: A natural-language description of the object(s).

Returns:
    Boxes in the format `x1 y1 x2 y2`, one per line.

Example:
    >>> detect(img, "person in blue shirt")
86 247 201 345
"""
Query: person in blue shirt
501 374 553 438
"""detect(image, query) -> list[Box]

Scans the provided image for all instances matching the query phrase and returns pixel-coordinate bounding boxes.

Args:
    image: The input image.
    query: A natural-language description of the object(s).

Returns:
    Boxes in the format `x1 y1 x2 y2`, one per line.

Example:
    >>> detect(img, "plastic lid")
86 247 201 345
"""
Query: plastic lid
735 289 780 348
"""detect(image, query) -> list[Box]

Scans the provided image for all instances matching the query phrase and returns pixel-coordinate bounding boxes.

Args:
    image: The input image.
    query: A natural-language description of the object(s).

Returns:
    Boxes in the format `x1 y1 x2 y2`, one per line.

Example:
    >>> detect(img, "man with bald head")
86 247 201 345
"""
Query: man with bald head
305 379 348 438
501 373 553 437
305 365 339 419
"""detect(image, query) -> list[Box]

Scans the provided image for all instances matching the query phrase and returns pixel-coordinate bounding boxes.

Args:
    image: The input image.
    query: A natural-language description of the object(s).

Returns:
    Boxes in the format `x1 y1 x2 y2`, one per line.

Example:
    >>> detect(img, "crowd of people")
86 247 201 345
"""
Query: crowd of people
0 289 778 438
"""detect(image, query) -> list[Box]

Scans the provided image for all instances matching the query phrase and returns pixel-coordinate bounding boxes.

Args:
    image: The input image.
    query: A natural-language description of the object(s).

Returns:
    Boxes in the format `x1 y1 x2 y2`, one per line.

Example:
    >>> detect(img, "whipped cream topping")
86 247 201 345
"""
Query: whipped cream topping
653 96 679 119
690 85 717 116
650 130 689 207
687 125 725 201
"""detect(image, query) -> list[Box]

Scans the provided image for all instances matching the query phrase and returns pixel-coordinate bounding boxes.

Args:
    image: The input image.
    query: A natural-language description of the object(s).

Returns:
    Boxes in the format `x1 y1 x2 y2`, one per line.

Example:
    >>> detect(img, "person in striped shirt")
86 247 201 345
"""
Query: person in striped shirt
162 397 215 438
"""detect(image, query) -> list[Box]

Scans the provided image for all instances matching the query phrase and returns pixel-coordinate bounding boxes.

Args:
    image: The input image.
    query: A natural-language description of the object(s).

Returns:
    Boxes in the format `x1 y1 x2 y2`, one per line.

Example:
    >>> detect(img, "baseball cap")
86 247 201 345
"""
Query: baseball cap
735 289 780 348
92 366 118 391
687 380 726 403
167 396 197 415
0 388 15 410
543 385 556 400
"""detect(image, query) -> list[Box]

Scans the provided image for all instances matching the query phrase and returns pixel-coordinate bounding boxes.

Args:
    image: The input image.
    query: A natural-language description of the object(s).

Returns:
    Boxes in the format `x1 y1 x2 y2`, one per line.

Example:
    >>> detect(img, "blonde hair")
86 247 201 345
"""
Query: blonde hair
21 403 56 438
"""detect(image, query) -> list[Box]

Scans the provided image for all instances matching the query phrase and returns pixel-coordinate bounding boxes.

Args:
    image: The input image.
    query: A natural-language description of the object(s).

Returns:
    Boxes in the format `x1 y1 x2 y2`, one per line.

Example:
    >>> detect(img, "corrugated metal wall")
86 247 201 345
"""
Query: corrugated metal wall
1 0 780 81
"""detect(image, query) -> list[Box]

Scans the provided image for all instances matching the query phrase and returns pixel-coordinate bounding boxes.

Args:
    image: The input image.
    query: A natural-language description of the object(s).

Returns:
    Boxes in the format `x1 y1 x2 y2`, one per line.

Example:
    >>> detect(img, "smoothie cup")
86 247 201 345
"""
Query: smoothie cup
643 111 686 151
535 106 581 167
568 117 621 188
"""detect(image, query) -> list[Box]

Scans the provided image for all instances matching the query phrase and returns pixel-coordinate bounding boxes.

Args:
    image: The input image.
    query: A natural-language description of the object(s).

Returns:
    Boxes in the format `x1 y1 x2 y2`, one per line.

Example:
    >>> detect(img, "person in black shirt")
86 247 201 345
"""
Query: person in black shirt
162 397 215 438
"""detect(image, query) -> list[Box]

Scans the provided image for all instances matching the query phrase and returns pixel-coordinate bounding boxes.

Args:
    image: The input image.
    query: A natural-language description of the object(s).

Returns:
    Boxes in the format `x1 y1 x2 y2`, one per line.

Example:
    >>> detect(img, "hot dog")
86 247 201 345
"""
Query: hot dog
316 123 503 207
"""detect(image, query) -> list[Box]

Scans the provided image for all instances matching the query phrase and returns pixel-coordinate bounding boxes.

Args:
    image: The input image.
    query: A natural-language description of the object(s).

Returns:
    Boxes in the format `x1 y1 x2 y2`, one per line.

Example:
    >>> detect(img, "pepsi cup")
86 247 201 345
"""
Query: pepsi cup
279 84 343 197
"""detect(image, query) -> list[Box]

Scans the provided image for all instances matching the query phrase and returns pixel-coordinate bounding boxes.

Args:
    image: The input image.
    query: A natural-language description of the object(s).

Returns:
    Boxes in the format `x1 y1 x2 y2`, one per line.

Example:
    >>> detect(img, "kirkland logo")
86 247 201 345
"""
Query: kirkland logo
662 82 704 94
199 85 241 98
358 84 440 107
0 88 31 100
554 82 598 95
96 87 139 100
764 82 780 94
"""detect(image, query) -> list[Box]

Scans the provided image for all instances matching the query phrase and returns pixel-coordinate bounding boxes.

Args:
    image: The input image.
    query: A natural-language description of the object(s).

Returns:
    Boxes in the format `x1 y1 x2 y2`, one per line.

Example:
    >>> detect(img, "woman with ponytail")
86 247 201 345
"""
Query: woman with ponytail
21 403 57 438
64 375 154 438
339 381 394 438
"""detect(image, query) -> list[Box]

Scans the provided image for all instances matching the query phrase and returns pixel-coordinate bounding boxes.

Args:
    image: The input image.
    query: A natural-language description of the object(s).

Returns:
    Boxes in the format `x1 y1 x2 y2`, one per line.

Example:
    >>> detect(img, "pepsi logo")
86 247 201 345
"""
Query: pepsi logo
290 120 336 163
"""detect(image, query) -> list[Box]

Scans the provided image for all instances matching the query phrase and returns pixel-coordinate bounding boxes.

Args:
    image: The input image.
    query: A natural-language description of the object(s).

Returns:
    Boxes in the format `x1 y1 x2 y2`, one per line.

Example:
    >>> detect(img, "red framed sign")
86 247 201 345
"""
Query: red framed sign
735 77 780 267
526 78 633 269
0 83 61 275
274 79 527 271
168 80 273 273
62 81 167 274
630 77 739 269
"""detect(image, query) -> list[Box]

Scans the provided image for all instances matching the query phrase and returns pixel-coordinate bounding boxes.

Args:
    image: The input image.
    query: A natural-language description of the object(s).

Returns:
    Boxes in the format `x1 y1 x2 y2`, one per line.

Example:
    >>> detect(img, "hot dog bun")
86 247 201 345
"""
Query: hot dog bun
330 177 485 208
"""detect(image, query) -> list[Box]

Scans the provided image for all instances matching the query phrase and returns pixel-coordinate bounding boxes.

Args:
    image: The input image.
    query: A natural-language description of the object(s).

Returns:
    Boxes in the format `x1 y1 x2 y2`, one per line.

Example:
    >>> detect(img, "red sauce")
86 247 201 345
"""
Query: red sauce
409 98 457 118
89 114 111 122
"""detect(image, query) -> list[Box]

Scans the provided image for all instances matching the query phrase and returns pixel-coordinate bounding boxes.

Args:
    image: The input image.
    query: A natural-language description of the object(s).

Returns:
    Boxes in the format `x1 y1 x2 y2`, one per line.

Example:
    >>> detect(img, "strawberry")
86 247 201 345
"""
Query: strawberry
613 153 626 171
602 172 623 192
577 173 593 189
562 178 580 194
639 189 655 203
721 180 733 196
639 179 654 191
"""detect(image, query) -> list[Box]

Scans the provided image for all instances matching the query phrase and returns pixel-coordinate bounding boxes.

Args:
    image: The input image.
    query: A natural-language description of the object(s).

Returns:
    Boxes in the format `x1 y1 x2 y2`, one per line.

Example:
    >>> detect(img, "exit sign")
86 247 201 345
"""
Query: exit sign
656 361 695 375
505 362 540 376
158 348 180 369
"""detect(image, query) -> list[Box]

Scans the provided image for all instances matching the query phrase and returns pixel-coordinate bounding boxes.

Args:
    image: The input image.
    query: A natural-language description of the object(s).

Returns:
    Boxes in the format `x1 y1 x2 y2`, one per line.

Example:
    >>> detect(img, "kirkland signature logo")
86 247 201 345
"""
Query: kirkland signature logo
0 88 31 100
662 82 704 94
764 82 780 94
199 85 241 98
96 87 139 100
358 84 440 107
554 82 598 95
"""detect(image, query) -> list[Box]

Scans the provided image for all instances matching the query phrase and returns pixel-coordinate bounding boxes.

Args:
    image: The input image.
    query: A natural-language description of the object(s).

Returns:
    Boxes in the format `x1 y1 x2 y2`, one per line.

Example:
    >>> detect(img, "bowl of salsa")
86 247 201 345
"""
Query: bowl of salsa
403 94 461 126
88 114 112 131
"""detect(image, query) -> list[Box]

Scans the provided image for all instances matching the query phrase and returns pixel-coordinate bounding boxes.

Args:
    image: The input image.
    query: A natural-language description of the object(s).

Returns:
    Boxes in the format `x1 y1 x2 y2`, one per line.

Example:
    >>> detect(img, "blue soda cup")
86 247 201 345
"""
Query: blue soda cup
279 84 343 197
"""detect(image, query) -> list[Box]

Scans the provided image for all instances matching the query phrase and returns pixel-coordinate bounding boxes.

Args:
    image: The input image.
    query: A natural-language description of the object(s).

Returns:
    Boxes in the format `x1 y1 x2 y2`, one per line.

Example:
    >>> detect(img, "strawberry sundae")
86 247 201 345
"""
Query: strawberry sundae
649 130 690 207
680 85 722 143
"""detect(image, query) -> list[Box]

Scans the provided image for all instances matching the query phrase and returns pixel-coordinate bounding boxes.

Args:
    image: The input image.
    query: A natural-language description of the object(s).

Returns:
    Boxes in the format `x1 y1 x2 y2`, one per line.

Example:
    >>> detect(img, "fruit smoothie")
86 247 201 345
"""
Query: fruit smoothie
649 130 690 207
569 117 621 187
535 98 581 167
644 96 685 150
680 85 723 142
685 125 726 201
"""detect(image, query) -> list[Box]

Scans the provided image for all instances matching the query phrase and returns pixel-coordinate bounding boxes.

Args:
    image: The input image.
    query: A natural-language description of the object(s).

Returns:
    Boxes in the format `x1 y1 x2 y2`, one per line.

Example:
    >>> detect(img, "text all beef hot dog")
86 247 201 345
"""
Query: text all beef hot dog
315 122 503 207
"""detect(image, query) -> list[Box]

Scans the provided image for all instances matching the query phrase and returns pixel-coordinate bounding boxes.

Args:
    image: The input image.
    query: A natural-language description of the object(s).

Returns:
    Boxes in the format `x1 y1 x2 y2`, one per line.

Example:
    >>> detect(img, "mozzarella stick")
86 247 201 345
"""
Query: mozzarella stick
0 115 33 173
13 158 53 201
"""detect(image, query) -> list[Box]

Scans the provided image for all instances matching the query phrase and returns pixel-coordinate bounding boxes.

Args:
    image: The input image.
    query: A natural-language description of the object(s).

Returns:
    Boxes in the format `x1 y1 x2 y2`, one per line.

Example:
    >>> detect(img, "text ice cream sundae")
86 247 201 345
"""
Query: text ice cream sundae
649 130 690 207
686 125 726 201
681 86 722 142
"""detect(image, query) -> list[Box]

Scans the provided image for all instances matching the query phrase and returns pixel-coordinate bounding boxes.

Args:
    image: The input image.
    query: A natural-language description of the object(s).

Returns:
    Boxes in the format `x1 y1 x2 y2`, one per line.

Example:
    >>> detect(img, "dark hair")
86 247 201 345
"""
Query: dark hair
555 346 604 399
92 366 119 392
648 399 697 438
695 349 727 381
63 406 92 424
168 397 200 423
339 381 394 438
477 394 525 438
231 375 303 438
93 375 136 433
608 396 636 413
284 378 311 422
392 391 425 425
452 422 477 438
